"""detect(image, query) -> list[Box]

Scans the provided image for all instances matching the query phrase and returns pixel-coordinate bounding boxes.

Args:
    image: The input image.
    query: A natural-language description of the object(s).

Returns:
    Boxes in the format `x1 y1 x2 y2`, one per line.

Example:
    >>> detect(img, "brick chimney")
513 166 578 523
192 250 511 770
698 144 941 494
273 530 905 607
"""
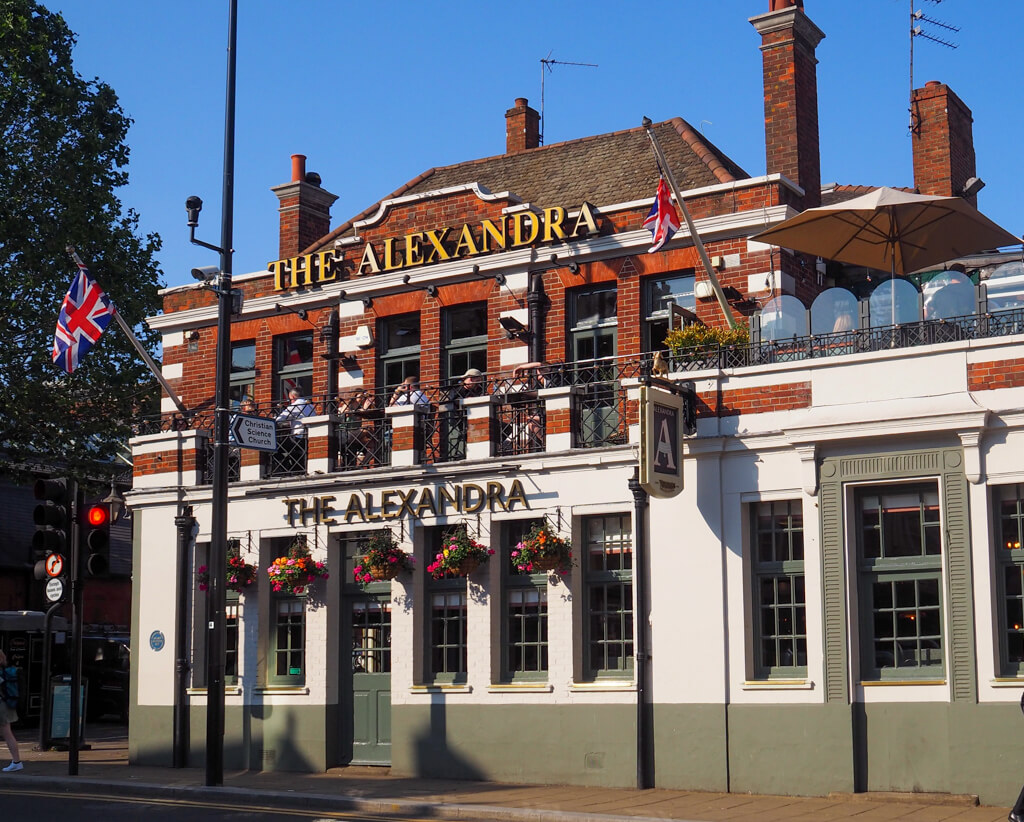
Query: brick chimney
750 1 824 208
911 81 978 204
505 98 540 153
271 154 339 260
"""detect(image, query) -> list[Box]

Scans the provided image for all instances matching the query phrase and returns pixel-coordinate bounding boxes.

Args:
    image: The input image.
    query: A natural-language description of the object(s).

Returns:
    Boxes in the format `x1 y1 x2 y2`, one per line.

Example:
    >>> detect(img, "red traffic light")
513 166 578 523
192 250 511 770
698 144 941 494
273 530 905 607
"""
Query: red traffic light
86 505 109 527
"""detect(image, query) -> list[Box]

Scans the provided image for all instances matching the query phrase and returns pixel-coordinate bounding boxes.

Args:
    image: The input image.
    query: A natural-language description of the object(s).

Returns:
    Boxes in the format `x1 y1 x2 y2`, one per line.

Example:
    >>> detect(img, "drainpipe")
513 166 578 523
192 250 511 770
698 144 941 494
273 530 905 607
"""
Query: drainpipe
629 468 651 788
173 504 195 768
526 272 545 364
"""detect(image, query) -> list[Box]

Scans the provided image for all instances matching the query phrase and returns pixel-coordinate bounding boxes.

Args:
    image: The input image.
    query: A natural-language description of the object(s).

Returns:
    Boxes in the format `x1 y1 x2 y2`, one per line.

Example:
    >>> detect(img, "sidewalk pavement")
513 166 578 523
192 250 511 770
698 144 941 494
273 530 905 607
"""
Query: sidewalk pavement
1 723 1016 822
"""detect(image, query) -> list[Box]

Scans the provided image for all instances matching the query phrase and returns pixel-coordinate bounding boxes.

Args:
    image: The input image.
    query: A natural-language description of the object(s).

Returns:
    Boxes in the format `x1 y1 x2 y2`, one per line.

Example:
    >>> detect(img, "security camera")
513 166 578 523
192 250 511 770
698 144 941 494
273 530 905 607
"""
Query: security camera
499 315 529 339
186 195 203 227
191 265 220 282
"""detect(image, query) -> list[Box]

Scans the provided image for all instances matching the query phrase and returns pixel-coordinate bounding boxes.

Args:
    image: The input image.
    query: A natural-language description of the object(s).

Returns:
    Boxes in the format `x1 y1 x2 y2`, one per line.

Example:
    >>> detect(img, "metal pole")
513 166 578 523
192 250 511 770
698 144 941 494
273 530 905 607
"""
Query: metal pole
641 118 739 330
629 468 650 789
68 483 82 776
37 600 63 753
205 0 237 787
174 505 195 768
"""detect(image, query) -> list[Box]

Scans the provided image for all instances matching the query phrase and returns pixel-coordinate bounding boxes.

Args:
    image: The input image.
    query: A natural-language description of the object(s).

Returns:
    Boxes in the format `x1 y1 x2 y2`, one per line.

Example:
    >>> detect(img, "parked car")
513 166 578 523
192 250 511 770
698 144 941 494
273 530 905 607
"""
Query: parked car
81 634 129 721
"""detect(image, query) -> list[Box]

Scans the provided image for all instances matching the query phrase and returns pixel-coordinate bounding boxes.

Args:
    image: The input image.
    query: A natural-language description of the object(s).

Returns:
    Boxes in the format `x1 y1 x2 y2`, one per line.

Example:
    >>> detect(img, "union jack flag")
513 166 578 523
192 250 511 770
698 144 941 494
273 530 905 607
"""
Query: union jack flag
643 177 681 253
52 264 115 374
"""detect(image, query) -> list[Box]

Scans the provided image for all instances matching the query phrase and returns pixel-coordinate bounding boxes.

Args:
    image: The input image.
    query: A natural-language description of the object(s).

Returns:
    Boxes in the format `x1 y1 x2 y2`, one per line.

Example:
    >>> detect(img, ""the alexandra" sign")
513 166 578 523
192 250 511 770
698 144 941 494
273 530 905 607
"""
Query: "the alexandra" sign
283 479 530 526
269 202 600 291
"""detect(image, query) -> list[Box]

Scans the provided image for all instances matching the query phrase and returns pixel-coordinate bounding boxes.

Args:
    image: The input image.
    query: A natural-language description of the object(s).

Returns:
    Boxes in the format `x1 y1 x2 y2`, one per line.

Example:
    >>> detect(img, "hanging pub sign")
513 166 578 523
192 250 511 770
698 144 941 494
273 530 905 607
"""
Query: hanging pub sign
639 384 685 499
268 201 600 291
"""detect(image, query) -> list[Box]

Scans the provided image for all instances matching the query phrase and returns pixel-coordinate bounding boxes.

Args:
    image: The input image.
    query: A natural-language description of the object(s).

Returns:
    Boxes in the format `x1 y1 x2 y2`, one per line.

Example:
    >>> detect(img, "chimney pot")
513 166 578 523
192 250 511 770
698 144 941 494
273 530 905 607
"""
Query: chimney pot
291 154 307 183
505 97 540 153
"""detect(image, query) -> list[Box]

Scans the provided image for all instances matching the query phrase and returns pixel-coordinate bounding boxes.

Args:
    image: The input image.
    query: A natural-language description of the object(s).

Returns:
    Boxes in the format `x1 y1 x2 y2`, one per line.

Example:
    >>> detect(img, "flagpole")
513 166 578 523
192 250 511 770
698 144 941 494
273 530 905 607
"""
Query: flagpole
66 247 190 418
641 118 739 330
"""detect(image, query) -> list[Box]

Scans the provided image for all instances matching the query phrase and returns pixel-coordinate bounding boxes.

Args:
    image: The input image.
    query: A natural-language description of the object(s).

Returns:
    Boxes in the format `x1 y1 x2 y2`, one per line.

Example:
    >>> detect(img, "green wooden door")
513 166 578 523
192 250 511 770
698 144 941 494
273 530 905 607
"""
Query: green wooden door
349 597 391 765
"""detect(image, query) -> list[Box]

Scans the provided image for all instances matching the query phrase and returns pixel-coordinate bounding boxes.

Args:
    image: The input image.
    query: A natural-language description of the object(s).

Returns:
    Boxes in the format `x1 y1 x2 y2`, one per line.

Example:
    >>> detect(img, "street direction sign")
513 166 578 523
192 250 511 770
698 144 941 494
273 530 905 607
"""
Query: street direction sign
229 413 277 451
44 576 65 603
45 553 64 578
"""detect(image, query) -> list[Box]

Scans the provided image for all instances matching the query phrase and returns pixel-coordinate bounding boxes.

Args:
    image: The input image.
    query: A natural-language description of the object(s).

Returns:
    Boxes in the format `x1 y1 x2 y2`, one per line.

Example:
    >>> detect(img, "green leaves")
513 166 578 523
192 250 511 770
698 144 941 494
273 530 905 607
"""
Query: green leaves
0 0 164 476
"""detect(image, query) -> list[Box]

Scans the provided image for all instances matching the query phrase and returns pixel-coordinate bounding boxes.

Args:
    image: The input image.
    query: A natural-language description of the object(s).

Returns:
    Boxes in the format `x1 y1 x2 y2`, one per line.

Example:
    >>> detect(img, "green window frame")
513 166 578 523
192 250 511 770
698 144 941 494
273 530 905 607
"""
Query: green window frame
379 314 421 394
503 518 547 681
570 286 617 363
230 339 256 407
444 303 488 382
995 484 1024 677
270 596 306 686
225 601 240 683
856 483 944 680
425 527 467 683
751 500 806 679
273 332 314 404
583 513 633 679
643 270 696 353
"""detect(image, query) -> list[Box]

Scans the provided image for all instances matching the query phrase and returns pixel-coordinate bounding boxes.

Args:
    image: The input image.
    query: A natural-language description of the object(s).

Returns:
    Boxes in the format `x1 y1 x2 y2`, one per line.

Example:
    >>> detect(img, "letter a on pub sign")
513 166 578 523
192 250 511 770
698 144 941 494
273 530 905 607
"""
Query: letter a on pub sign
640 385 685 498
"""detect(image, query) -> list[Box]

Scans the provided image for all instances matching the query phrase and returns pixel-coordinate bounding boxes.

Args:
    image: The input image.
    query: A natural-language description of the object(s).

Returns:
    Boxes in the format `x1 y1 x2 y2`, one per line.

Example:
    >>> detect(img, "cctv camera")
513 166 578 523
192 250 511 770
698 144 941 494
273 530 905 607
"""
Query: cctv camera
186 195 203 227
191 265 220 282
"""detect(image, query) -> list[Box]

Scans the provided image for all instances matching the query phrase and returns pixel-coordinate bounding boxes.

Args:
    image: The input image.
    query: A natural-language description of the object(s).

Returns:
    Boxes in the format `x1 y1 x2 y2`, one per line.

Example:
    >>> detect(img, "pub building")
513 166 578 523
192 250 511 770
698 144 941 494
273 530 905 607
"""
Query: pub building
130 1 1024 803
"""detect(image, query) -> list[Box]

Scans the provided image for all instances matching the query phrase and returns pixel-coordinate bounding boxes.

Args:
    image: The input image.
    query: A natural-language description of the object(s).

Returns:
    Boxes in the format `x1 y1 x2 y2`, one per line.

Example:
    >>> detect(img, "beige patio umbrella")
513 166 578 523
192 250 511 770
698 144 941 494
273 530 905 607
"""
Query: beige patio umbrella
752 186 1019 276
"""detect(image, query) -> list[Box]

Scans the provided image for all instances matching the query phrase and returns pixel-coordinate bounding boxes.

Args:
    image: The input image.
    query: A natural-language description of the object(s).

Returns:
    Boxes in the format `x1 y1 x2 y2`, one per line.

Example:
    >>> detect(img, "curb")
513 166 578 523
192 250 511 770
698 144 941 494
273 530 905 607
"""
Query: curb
0 776 694 822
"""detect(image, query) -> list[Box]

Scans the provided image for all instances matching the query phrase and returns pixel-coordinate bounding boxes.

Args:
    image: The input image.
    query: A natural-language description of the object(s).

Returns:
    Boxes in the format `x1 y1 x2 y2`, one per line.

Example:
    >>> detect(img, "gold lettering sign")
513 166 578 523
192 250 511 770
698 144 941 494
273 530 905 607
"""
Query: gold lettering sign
282 480 529 526
269 202 600 291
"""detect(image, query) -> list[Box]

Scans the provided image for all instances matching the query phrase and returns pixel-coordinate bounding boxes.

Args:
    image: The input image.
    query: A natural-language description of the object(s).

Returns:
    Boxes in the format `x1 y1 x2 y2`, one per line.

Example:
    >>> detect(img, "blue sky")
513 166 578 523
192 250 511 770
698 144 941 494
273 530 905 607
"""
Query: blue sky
48 1 1021 292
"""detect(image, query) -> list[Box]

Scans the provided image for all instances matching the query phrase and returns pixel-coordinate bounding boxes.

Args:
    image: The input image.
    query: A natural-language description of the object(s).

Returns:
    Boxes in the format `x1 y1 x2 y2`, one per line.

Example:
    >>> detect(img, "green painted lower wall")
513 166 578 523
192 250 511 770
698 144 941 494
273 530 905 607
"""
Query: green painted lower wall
651 703 728 791
130 702 331 772
728 703 854 796
391 702 637 787
129 699 1024 805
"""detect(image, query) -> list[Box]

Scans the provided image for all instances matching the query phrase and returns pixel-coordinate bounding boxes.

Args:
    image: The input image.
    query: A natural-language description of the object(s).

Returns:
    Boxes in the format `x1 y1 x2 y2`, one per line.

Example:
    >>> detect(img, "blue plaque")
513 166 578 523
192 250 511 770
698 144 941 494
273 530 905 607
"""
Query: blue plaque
149 630 165 651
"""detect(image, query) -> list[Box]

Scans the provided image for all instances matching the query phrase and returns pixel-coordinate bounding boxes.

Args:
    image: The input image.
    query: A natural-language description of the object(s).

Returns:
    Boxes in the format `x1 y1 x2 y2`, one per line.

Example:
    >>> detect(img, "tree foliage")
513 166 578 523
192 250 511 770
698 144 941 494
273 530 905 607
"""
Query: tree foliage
0 0 164 476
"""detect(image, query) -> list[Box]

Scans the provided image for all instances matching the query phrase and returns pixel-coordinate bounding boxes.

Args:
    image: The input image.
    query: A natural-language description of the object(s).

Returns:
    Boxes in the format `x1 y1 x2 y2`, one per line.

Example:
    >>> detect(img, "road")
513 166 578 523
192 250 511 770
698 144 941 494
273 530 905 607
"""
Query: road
0 787 434 821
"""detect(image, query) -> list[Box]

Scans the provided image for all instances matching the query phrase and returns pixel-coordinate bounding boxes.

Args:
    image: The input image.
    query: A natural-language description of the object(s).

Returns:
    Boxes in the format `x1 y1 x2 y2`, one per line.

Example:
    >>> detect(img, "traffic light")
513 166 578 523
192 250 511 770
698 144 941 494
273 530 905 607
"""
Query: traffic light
33 478 71 555
82 501 111 577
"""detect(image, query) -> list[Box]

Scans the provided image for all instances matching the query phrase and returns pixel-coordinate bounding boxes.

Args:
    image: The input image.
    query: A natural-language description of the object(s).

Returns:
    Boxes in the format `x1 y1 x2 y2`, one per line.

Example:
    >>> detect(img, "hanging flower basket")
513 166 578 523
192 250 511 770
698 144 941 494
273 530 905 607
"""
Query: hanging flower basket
353 530 414 587
267 537 329 595
512 523 573 576
427 527 493 579
196 540 258 593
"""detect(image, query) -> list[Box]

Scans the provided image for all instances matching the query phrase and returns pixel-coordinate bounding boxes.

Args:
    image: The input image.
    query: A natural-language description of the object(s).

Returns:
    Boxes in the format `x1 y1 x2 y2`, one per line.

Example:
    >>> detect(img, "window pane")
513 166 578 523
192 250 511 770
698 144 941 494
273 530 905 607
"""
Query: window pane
575 289 617 326
231 341 255 373
383 315 420 352
447 305 487 341
584 515 633 676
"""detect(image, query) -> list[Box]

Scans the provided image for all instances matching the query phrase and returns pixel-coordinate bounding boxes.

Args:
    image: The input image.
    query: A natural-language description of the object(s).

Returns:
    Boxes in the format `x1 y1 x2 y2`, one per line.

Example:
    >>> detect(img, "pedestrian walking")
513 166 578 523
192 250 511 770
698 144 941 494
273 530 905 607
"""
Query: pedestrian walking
0 650 22 772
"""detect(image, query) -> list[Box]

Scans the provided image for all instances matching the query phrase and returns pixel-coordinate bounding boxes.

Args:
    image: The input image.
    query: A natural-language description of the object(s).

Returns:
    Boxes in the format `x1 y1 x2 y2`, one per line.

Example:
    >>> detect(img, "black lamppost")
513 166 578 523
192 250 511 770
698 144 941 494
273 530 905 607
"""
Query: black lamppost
186 0 237 788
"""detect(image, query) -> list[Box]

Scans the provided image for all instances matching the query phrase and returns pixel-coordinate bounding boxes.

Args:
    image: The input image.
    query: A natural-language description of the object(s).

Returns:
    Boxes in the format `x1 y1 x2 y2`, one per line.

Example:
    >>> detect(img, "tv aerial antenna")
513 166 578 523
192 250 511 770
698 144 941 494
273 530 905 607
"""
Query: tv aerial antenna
540 52 597 145
909 1 959 133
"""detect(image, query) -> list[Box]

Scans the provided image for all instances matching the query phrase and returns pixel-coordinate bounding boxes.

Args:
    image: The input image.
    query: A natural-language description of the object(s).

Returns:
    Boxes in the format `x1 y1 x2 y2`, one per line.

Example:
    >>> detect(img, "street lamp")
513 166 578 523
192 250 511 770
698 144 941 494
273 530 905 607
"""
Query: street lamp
186 0 237 788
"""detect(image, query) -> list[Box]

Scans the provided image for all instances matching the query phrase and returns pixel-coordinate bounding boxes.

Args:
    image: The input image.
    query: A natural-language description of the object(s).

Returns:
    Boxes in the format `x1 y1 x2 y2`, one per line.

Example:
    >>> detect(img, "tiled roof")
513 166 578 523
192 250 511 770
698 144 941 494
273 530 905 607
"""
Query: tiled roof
402 119 748 205
307 118 749 252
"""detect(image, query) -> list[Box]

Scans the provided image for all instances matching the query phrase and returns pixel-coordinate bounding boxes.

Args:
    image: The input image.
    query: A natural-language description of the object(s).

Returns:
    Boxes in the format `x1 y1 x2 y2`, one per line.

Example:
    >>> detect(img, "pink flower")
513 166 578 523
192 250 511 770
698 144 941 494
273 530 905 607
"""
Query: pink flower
362 574 372 583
